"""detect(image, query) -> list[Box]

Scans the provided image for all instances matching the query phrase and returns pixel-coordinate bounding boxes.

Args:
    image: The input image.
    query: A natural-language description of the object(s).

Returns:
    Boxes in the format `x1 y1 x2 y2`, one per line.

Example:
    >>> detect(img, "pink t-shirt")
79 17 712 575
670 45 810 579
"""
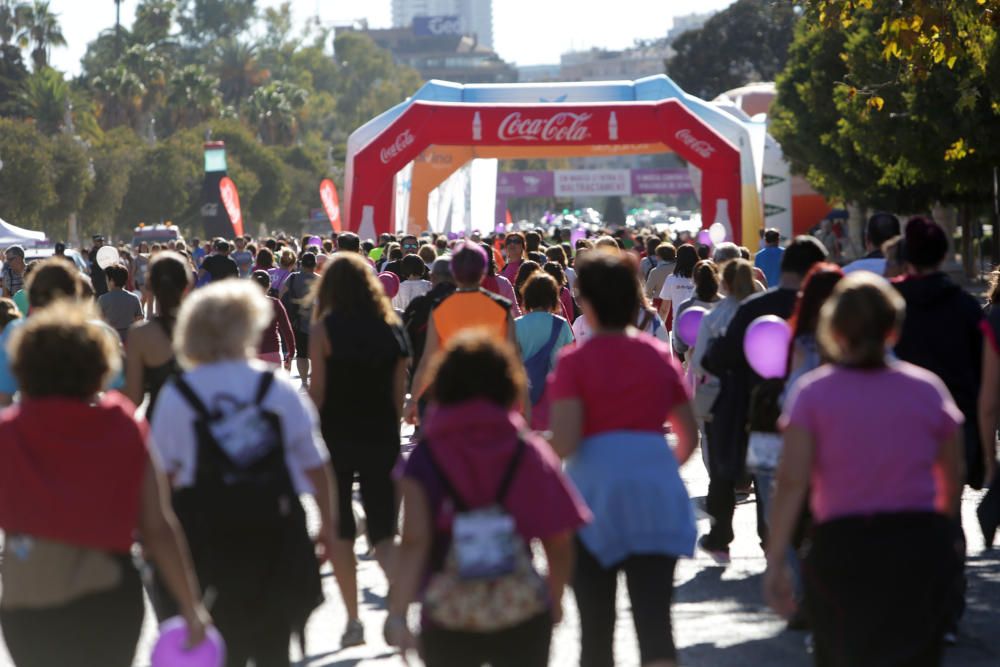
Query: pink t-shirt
780 362 963 523
549 333 690 437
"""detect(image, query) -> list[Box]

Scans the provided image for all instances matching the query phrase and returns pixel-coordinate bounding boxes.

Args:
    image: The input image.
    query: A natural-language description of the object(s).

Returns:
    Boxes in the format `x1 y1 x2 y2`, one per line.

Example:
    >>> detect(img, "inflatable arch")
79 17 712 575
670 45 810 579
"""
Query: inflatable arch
344 75 764 245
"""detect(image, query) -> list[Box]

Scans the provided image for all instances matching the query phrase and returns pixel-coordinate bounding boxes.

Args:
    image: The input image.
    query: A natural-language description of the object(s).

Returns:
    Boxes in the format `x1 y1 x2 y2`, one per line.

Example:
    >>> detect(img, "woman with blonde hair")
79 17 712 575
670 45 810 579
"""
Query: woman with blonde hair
150 280 336 667
268 248 297 294
309 252 411 648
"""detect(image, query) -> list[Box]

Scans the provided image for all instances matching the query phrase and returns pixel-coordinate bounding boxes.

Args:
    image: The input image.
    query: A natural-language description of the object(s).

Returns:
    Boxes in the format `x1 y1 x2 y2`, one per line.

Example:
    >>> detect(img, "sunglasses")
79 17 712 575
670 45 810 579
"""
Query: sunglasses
403 243 418 250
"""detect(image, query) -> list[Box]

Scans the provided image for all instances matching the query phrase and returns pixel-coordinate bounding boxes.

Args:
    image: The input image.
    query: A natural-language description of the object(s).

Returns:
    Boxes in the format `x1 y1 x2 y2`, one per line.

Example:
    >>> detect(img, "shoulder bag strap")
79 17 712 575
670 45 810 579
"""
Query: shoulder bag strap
255 371 276 405
171 375 211 419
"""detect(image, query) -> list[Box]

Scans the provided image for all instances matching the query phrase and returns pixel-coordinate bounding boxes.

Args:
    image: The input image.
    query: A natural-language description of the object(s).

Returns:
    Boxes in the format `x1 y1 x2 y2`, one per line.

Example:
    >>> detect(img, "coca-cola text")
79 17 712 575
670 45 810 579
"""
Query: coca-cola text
498 112 592 142
380 129 416 164
674 129 715 159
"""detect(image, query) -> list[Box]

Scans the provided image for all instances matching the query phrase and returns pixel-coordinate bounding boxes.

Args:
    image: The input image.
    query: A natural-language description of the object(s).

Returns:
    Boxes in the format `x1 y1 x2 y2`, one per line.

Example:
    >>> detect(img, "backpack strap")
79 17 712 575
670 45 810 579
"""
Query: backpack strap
255 371 276 405
525 318 563 368
423 438 527 511
495 439 526 505
172 375 211 419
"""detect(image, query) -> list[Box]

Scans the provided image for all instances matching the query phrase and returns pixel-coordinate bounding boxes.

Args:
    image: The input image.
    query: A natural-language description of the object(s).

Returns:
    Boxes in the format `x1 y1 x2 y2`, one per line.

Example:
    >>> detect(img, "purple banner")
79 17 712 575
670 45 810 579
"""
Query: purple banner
496 171 555 198
631 168 693 195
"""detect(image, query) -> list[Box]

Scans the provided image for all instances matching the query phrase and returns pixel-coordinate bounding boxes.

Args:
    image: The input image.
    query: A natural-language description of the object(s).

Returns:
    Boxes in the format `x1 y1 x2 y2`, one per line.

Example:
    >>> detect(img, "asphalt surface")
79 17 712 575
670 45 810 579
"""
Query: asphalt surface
1 401 997 666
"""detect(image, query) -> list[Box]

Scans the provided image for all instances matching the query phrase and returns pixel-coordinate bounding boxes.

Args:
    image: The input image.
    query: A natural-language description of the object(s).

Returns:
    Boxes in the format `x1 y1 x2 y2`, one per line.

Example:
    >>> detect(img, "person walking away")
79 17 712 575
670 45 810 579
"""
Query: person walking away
403 258 456 377
386 332 589 666
549 252 699 667
645 244 676 309
252 270 295 367
2 245 25 299
842 212 901 275
232 236 255 279
699 237 827 562
98 264 143 342
515 273 574 430
672 260 721 361
394 255 432 312
658 244 698 330
0 303 211 666
198 240 239 283
87 236 109 297
892 216 983 641
150 280 337 667
754 229 784 288
0 298 19 333
268 248 297 293
124 252 192 421
481 242 521 317
514 261 543 314
765 273 963 667
640 237 661 279
407 243 518 424
279 252 319 388
308 253 411 648
977 299 1000 549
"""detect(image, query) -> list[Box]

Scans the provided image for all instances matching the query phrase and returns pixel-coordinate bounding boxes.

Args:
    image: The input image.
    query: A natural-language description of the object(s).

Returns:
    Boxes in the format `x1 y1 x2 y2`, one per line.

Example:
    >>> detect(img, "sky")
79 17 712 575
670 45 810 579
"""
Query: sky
47 0 737 74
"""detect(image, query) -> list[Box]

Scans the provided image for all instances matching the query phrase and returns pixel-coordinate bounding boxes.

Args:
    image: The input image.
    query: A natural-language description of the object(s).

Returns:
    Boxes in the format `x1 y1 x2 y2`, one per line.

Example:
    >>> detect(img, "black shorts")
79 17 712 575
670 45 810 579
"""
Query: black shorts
294 329 309 359
327 440 400 544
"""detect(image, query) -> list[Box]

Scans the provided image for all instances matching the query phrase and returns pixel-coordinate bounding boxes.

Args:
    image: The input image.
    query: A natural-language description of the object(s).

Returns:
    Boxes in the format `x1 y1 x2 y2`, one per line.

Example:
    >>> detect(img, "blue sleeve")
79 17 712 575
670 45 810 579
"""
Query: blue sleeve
0 325 19 395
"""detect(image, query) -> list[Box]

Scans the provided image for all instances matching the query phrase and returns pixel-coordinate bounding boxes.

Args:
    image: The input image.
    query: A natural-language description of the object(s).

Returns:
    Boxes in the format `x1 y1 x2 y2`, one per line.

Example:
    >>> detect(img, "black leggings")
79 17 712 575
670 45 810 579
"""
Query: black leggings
572 539 677 667
421 612 553 667
805 512 957 667
328 441 400 544
1 558 144 667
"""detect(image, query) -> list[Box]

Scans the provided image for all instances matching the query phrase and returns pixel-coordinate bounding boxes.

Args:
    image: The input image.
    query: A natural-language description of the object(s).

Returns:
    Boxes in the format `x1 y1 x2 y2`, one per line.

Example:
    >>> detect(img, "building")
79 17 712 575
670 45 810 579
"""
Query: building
560 44 671 82
362 25 516 84
391 0 493 49
517 64 561 83
667 12 713 43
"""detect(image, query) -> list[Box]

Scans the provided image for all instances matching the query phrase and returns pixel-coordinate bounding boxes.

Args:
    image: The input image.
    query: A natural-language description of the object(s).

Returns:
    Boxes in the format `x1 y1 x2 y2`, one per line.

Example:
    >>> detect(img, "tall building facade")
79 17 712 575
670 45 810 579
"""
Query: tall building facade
391 0 493 49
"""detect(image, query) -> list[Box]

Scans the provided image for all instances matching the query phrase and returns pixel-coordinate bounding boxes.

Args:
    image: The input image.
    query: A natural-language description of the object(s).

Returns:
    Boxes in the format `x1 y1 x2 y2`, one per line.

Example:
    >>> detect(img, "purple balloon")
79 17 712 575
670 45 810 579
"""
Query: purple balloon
697 229 712 247
151 617 225 667
447 231 458 240
743 315 792 379
570 228 587 245
676 306 707 347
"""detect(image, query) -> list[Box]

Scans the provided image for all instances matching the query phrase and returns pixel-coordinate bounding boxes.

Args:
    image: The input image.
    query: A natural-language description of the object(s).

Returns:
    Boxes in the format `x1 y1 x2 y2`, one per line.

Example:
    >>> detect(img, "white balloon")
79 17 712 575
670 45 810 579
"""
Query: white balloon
96 245 120 270
708 222 727 246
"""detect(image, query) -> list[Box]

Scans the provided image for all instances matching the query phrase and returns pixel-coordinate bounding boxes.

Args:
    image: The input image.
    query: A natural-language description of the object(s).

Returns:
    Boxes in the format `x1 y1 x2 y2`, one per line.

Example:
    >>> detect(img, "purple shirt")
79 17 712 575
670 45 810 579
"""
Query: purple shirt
781 362 963 523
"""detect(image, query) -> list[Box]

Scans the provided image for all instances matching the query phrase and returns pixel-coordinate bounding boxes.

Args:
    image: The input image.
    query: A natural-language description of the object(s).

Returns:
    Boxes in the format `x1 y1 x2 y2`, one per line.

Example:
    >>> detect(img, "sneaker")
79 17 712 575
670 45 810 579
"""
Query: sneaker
341 619 365 648
697 535 731 565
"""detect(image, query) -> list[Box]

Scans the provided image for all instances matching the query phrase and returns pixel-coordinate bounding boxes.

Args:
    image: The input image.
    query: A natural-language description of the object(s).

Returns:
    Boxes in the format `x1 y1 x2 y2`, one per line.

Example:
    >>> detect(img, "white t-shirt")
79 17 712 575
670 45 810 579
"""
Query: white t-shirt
150 360 329 494
659 275 695 314
572 311 669 343
393 278 432 311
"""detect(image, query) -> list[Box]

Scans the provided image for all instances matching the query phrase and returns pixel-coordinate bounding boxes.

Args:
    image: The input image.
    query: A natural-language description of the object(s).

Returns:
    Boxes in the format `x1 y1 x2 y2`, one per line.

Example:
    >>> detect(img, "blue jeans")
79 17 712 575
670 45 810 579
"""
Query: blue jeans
752 468 803 600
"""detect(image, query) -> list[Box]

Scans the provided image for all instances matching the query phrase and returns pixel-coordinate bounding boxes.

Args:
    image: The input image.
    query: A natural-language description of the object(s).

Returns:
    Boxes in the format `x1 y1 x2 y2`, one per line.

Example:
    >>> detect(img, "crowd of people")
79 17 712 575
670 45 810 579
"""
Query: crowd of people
0 214 997 667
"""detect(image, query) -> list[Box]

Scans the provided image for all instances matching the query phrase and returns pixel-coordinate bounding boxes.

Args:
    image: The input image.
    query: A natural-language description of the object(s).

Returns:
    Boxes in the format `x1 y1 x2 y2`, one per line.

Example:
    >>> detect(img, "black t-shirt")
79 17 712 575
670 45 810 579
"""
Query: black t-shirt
88 248 108 296
320 313 411 446
201 254 239 282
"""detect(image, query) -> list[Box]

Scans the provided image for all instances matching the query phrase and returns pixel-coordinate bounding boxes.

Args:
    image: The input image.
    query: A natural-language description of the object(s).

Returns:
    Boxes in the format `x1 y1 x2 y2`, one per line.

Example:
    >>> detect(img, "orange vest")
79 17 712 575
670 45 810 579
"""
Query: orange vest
432 289 510 346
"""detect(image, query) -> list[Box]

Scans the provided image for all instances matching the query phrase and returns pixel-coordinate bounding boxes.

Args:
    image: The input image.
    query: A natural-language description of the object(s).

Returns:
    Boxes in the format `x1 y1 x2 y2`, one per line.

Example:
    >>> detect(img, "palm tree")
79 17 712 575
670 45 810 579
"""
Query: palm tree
18 65 69 134
164 64 222 131
246 80 307 145
0 1 30 47
92 64 147 131
21 1 66 71
214 38 268 110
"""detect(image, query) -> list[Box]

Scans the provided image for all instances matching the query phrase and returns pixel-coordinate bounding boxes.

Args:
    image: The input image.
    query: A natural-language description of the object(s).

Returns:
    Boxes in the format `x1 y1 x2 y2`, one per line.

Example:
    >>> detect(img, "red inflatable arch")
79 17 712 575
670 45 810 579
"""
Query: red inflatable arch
347 100 743 243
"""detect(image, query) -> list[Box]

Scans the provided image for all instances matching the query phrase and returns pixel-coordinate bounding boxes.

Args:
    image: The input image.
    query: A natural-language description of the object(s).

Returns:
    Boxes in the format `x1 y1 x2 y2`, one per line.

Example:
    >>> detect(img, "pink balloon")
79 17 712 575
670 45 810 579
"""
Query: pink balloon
697 230 712 247
570 228 587 245
378 271 400 298
743 315 791 379
151 617 225 667
676 306 707 347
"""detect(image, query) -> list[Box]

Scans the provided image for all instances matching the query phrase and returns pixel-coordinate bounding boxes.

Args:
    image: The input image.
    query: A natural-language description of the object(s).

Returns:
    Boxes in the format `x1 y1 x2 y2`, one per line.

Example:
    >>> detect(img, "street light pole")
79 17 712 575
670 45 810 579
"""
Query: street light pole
114 0 122 59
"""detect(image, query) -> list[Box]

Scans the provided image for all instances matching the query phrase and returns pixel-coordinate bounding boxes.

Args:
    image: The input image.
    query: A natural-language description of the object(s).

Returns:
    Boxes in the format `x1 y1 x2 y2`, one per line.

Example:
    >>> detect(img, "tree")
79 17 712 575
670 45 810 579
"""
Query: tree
666 0 799 98
214 38 268 109
119 138 201 228
163 64 222 132
17 66 69 134
178 0 257 42
0 43 28 115
80 126 143 238
20 0 66 71
0 118 56 233
245 79 306 145
132 0 177 45
92 64 147 132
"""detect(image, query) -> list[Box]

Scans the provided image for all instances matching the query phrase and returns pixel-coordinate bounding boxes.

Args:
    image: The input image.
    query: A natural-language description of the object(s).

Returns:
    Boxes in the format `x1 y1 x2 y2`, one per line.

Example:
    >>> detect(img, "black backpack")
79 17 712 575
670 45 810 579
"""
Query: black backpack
159 371 322 625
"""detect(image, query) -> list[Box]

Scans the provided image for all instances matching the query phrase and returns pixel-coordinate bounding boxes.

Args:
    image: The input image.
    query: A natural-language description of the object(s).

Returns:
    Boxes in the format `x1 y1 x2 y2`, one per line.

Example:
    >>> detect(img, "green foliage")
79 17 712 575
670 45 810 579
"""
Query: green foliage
0 117 56 231
1 0 426 235
666 0 799 98
773 3 1000 211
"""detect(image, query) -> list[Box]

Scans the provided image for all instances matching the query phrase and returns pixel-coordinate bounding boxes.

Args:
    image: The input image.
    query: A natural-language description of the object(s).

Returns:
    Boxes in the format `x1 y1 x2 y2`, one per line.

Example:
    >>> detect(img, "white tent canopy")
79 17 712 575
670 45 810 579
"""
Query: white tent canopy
0 218 46 248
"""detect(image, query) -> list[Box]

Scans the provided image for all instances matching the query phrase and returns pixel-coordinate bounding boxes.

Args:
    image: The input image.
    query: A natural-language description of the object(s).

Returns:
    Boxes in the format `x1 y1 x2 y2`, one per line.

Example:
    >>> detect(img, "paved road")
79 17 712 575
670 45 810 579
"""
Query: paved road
1 422 997 665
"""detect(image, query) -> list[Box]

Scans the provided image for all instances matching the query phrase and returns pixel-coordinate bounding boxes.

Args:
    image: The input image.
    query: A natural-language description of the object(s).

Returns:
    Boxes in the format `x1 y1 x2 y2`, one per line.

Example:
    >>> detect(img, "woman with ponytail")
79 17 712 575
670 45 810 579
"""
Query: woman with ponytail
124 251 193 420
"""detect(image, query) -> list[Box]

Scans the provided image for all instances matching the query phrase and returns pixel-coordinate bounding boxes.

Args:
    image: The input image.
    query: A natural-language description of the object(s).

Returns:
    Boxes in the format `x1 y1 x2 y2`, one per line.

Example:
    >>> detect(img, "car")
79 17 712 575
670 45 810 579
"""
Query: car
131 223 181 248
23 247 89 274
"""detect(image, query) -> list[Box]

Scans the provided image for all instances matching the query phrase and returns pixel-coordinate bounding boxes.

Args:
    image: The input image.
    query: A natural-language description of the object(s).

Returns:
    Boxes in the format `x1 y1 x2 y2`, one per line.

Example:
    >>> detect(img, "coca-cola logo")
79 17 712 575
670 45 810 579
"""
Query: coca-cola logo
380 129 415 164
675 129 715 159
498 112 592 142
